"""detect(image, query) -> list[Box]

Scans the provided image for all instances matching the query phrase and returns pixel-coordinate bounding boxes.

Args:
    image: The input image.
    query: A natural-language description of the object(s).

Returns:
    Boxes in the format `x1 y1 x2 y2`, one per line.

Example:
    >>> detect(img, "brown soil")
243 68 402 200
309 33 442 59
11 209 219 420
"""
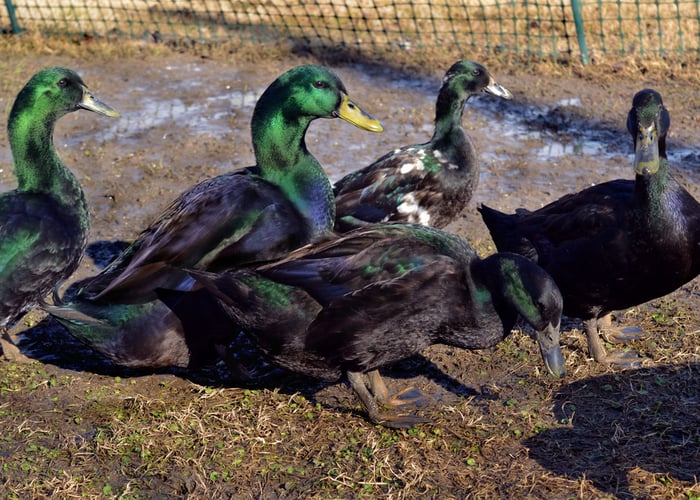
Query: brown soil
0 45 698 498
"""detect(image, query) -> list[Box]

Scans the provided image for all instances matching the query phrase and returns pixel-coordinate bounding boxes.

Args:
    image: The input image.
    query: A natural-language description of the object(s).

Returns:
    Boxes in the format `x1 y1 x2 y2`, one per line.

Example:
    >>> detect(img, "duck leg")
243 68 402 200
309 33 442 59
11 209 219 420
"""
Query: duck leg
1 328 32 363
347 371 432 428
584 318 642 368
584 318 608 363
598 313 646 344
366 370 429 407
598 314 611 329
218 344 259 383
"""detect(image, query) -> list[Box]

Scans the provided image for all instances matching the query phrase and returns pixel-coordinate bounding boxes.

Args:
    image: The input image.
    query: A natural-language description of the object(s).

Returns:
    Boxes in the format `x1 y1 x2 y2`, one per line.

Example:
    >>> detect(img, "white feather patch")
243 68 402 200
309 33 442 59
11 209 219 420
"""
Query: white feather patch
399 160 425 174
397 192 431 225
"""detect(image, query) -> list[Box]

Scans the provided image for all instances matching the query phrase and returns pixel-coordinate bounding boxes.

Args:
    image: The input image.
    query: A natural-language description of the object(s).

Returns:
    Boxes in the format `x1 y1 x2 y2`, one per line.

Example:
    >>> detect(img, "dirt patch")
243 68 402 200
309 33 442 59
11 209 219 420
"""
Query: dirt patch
0 43 698 498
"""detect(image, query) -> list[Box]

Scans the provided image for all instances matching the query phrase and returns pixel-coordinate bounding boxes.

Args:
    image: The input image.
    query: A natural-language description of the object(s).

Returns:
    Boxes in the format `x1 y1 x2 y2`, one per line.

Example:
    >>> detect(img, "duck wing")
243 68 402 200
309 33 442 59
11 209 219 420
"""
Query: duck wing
304 257 463 374
82 171 306 303
334 149 444 230
480 179 634 265
260 226 450 306
0 193 83 322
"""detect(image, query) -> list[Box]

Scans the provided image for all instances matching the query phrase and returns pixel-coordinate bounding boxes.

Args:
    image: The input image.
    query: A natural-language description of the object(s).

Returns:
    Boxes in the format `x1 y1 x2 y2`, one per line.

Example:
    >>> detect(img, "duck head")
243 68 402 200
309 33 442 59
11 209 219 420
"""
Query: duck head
10 67 120 125
442 60 512 102
250 65 383 236
484 253 566 378
627 88 669 176
251 64 382 153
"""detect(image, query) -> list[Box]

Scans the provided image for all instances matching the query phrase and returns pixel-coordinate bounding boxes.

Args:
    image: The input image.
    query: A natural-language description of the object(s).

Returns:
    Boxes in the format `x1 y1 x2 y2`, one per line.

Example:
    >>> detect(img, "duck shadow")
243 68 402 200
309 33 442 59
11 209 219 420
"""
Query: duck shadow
16 313 480 422
224 339 482 424
85 239 130 269
14 315 230 384
245 347 481 407
524 363 700 497
193 328 481 418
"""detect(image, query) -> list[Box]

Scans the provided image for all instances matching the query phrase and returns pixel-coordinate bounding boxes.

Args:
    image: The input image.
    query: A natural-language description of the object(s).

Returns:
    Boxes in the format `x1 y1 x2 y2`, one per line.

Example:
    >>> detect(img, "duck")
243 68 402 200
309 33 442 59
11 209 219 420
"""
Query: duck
478 89 700 365
0 67 119 362
333 60 512 232
42 65 383 369
171 223 565 428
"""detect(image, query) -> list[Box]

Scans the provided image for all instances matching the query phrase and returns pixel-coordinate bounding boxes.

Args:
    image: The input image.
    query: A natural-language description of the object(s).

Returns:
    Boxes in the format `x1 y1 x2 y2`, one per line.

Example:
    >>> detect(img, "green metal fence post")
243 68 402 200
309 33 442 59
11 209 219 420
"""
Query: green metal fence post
569 0 589 65
4 0 22 34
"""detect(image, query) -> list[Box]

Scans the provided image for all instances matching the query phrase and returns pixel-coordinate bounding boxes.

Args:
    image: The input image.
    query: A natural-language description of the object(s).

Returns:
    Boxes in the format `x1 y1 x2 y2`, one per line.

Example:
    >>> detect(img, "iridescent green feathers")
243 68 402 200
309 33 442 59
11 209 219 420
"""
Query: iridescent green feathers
44 65 382 369
479 89 700 364
0 67 118 340
253 65 383 236
10 68 119 198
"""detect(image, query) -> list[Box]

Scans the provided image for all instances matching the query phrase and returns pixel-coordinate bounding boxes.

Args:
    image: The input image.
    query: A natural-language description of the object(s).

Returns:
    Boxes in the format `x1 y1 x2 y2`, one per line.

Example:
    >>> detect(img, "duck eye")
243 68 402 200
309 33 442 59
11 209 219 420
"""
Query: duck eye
472 69 481 76
57 78 68 88
313 80 329 89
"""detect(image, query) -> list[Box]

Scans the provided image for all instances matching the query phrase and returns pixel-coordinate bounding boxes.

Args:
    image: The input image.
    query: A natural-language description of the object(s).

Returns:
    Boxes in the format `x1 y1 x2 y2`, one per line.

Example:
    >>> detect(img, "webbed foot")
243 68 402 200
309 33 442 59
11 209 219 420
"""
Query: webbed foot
602 325 646 344
584 318 645 368
1 331 32 363
373 412 434 429
366 370 430 408
348 371 432 428
603 349 644 369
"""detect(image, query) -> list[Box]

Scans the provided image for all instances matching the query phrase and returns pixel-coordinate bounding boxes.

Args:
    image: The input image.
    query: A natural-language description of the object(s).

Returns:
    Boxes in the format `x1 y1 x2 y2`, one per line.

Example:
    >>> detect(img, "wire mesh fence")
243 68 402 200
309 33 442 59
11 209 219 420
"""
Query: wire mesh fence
2 0 699 64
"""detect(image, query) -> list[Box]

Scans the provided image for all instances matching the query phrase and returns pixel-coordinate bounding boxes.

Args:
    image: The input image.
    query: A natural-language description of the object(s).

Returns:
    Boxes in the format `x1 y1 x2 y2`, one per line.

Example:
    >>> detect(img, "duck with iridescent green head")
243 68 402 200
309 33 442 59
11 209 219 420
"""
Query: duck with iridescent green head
44 65 383 369
0 67 119 362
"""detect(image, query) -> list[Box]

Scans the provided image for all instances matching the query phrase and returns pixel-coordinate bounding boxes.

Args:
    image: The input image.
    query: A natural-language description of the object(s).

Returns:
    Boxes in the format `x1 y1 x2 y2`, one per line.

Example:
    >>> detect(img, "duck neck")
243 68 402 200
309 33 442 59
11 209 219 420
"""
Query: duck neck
8 104 88 218
636 159 672 226
431 86 469 145
251 105 335 238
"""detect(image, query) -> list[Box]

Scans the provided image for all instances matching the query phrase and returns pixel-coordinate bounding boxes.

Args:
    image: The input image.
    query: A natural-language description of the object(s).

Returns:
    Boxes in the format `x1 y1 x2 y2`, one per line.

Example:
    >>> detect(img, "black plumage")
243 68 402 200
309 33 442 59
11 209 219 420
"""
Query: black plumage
43 65 382 369
479 89 700 364
0 67 119 361
178 223 565 428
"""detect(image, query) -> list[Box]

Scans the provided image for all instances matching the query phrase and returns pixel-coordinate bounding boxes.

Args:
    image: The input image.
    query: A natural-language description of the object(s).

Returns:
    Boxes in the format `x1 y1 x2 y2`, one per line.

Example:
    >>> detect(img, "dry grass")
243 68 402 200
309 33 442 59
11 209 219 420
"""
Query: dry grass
2 22 700 89
1 303 698 497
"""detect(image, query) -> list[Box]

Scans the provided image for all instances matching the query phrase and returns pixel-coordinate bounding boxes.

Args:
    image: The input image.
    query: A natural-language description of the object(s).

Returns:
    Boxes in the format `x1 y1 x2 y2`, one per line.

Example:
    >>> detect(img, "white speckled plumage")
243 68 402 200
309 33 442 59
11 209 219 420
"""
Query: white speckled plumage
334 60 512 231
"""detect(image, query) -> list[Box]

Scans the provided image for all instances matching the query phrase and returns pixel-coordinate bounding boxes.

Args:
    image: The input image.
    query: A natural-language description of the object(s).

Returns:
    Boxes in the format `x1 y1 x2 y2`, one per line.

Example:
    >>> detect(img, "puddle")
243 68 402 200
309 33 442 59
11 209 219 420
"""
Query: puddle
479 96 699 167
1 57 699 383
0 61 698 205
64 88 261 147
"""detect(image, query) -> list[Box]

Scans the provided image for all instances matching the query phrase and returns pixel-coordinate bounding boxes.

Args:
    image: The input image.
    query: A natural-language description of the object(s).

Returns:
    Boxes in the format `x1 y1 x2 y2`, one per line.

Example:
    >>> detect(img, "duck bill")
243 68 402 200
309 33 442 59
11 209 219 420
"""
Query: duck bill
484 76 513 100
335 93 384 133
79 87 121 118
536 322 565 377
634 122 660 175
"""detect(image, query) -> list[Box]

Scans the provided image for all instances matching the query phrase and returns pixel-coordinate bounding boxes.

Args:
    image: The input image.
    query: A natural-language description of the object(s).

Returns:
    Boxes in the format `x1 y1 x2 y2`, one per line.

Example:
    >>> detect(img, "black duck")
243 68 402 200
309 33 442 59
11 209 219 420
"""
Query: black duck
479 89 700 365
176 223 566 427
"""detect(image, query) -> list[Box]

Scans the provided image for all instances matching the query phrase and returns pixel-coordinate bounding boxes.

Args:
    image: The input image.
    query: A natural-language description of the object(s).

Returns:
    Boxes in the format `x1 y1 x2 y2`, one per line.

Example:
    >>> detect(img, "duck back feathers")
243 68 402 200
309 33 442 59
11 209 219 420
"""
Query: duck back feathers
188 223 565 380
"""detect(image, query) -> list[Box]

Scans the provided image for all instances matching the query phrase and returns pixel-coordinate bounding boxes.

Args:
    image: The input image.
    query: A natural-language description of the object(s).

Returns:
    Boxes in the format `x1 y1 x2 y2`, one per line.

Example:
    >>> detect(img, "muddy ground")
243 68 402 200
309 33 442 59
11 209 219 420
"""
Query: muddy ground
0 48 698 498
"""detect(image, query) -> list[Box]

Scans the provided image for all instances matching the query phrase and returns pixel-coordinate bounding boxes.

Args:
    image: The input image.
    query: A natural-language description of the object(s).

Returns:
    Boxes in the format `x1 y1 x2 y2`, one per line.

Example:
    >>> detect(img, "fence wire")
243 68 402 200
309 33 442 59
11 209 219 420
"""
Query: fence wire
2 0 699 64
